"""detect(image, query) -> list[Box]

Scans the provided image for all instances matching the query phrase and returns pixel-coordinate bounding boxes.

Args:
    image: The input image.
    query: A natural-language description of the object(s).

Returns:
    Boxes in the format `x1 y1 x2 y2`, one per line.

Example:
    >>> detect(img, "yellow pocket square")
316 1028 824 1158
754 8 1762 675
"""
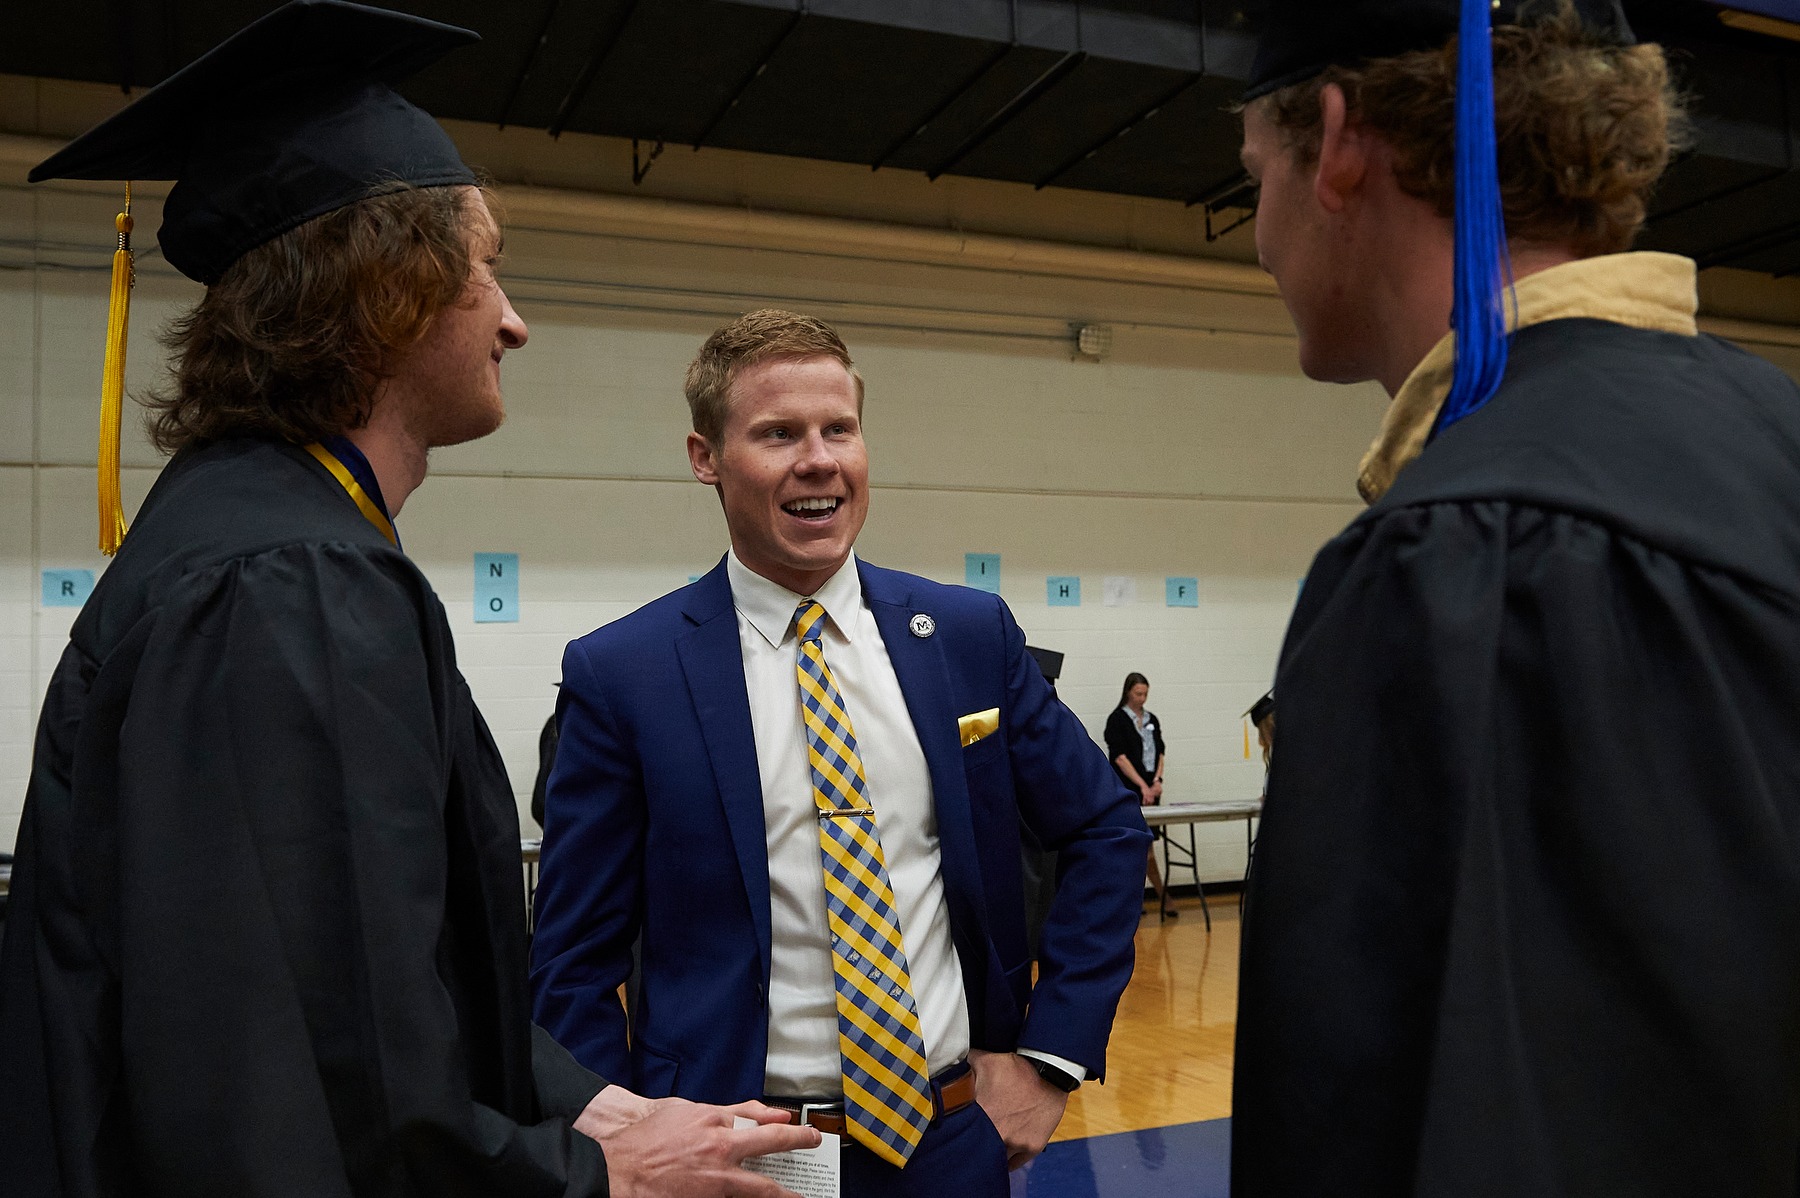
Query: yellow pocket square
958 708 1000 747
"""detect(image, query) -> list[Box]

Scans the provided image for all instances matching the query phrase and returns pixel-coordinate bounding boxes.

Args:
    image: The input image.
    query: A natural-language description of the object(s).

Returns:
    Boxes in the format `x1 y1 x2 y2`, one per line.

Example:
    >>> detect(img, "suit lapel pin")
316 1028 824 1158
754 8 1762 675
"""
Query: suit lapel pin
909 613 935 638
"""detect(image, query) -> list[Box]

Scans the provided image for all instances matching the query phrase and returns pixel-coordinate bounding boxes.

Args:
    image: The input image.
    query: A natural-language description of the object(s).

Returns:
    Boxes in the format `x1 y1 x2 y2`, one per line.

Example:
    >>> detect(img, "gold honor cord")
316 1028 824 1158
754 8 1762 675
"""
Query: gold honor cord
302 442 399 547
98 183 134 555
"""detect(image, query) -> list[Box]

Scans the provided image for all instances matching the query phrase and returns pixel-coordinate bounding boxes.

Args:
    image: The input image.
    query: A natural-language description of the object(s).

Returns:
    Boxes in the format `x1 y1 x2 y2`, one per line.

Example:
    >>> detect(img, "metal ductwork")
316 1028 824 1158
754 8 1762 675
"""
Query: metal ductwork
5 0 1798 274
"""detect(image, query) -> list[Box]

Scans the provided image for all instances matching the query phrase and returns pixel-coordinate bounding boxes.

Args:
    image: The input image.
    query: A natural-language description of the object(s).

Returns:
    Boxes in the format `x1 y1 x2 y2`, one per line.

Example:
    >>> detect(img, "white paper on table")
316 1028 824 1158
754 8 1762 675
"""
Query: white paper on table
734 1116 840 1198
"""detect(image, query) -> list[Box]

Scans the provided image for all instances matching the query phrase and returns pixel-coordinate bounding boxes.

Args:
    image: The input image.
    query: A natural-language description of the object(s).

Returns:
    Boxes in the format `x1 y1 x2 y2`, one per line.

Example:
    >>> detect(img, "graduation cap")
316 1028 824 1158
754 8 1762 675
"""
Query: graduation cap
1245 691 1276 728
28 0 480 553
1246 0 1634 437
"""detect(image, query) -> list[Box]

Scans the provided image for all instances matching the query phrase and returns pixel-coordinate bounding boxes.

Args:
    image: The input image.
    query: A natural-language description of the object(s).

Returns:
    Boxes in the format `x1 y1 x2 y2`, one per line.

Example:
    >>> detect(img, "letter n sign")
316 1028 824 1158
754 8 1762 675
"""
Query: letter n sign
474 553 520 623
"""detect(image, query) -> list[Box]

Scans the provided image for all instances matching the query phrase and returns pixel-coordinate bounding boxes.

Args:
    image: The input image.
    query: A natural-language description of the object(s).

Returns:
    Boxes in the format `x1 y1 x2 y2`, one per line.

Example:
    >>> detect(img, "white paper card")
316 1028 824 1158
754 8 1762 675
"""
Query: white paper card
735 1117 840 1198
1102 575 1137 607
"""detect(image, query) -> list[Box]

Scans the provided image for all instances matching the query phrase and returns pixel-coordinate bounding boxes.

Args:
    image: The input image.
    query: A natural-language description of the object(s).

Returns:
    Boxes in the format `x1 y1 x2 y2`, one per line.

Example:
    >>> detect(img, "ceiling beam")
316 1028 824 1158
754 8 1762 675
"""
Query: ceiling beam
549 0 647 139
1033 73 1202 191
691 3 808 150
871 42 1012 172
1698 213 1800 270
110 0 135 93
498 0 567 130
926 49 1086 181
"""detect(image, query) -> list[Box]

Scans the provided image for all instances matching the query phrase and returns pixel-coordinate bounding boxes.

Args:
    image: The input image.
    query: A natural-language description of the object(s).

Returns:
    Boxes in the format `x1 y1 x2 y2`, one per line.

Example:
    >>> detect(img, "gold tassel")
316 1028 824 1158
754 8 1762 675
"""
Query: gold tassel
1243 718 1251 760
98 183 135 556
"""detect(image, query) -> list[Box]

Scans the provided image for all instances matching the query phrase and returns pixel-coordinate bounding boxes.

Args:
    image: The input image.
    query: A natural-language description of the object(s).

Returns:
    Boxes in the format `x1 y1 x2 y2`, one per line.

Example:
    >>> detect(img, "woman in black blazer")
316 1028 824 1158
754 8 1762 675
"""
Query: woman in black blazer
1104 672 1171 916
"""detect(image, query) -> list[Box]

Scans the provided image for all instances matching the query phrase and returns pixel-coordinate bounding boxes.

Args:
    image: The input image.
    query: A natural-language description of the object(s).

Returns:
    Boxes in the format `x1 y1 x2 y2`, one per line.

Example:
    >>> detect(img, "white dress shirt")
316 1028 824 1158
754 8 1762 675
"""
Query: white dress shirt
727 551 971 1096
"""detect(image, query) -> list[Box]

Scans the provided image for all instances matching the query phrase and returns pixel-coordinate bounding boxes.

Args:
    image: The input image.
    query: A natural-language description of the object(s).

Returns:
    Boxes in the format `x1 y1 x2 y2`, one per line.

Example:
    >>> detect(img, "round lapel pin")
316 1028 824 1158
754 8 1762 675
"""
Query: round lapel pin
909 613 936 638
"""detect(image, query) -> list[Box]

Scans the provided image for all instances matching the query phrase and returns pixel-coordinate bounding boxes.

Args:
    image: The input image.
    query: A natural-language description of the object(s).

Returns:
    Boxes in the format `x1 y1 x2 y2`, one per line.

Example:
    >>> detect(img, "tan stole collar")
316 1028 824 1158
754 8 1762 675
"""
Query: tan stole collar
1356 251 1701 504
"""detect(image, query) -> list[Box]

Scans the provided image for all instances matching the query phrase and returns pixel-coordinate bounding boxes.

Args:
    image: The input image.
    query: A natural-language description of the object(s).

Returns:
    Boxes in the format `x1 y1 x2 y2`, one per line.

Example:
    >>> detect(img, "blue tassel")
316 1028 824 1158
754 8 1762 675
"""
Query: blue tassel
1435 0 1514 435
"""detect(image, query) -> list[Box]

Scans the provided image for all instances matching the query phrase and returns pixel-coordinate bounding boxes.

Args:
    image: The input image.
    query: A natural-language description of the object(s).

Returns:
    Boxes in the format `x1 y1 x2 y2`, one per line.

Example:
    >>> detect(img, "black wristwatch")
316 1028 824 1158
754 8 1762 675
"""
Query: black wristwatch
1026 1055 1082 1093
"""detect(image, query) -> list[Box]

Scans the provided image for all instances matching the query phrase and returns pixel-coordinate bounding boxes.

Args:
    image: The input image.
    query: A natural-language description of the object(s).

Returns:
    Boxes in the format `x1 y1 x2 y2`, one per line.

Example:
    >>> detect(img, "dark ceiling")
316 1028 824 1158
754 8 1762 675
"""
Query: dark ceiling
6 0 1800 275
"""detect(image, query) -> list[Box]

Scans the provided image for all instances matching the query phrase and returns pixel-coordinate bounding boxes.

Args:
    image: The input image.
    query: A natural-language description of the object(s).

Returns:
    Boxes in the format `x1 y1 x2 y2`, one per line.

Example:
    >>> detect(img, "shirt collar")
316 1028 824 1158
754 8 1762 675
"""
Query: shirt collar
726 550 863 649
1357 251 1700 504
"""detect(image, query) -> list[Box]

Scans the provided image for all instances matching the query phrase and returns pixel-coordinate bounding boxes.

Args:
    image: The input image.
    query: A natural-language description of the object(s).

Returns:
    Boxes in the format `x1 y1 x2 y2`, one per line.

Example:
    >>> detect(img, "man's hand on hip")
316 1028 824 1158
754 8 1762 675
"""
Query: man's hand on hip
583 1095 821 1198
968 1048 1070 1170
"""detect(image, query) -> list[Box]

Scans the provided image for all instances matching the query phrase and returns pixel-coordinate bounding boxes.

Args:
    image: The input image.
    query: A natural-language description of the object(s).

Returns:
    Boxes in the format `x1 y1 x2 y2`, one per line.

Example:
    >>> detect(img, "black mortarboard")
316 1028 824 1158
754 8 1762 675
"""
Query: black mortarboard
1244 0 1634 102
29 0 478 556
29 0 478 285
1246 691 1276 727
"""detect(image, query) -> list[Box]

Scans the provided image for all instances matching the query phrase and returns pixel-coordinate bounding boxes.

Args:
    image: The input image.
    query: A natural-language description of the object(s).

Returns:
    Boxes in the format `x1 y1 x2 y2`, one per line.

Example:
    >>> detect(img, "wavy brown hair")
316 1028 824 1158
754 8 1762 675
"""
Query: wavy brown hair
146 184 482 453
1252 4 1689 257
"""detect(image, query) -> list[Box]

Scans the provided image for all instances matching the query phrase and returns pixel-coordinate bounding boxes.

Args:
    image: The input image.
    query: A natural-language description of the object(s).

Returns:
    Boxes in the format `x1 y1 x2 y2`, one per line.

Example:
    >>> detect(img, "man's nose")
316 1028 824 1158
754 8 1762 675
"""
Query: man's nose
498 287 529 349
794 432 837 473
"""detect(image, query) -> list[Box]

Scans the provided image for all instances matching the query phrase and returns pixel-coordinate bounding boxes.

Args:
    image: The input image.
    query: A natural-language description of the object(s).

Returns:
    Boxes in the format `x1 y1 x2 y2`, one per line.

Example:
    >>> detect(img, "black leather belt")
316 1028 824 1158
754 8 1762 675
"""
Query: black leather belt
765 1060 977 1138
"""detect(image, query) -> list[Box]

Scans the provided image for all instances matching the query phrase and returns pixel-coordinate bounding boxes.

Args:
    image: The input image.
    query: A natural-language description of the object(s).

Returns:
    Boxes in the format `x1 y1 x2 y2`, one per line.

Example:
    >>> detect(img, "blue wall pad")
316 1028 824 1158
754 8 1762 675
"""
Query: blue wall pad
1010 1119 1230 1198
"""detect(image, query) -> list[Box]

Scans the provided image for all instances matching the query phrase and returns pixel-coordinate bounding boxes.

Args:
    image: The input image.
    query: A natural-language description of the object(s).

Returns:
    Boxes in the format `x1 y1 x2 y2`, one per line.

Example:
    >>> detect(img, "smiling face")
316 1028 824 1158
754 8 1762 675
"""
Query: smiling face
394 190 529 448
688 354 869 596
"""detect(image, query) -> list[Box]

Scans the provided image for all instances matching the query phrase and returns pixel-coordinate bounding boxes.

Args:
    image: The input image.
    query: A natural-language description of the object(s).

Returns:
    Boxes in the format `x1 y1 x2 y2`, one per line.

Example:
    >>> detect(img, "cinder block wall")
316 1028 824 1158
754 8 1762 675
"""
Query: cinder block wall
5 182 1391 884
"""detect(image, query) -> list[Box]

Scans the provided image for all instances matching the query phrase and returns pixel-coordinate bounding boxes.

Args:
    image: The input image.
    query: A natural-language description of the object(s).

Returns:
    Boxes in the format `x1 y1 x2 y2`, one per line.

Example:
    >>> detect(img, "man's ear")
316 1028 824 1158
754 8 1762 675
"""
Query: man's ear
687 431 720 485
1313 82 1366 215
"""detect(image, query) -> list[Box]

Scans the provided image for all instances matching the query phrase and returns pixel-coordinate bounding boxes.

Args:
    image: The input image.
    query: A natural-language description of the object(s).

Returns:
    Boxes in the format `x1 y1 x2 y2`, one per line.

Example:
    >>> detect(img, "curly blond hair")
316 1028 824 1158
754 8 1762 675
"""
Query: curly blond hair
1252 6 1689 257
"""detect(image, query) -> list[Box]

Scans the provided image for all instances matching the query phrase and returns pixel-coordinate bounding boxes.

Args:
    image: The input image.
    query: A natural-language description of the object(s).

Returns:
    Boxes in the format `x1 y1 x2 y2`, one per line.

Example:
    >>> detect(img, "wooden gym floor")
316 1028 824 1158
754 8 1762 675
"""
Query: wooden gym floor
1006 894 1240 1196
1058 892 1239 1140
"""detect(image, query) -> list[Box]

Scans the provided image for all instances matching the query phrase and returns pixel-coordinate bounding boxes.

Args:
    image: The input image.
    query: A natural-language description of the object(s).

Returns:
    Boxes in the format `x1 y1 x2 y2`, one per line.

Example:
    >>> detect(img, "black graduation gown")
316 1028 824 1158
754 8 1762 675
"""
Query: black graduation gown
0 439 610 1196
1233 318 1800 1197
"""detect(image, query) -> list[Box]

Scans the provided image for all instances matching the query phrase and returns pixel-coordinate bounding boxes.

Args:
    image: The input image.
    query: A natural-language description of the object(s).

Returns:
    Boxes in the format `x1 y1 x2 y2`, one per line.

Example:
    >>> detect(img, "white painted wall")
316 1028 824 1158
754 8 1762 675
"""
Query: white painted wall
2 173 1389 882
13 125 1800 894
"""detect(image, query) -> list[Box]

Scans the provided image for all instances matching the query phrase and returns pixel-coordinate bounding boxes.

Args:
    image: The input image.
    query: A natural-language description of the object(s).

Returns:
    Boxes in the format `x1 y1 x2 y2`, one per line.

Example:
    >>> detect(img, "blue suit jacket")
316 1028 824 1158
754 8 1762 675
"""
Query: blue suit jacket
530 558 1149 1103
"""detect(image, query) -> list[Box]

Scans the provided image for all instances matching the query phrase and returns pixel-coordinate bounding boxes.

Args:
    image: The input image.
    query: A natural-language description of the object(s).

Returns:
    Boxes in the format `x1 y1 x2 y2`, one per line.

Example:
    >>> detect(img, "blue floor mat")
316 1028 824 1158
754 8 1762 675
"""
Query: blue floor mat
1010 1119 1231 1198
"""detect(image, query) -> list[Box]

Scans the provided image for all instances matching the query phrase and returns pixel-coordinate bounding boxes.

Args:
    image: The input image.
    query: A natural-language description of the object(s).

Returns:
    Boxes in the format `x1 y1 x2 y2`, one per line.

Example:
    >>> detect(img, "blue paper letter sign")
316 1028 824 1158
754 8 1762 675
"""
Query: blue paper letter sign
1047 576 1081 607
42 569 95 608
1166 577 1199 608
965 553 1000 594
475 553 520 623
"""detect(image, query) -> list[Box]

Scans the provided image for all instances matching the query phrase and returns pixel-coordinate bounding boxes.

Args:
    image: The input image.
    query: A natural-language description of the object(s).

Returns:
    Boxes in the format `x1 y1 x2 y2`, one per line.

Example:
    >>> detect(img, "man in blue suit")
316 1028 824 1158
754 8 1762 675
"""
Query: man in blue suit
532 309 1150 1196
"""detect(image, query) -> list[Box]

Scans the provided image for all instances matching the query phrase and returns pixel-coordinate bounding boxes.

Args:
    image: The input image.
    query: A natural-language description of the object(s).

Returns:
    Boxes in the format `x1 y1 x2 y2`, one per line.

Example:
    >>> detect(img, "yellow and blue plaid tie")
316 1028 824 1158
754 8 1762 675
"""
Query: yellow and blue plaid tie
794 599 934 1167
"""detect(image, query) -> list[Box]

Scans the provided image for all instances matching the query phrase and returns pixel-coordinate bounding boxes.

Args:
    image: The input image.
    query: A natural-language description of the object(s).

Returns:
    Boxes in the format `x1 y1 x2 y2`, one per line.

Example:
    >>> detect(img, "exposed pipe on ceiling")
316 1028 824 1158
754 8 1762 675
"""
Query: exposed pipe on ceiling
498 0 566 131
691 0 809 150
1034 73 1204 191
549 0 646 139
870 41 1012 173
926 0 1088 181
